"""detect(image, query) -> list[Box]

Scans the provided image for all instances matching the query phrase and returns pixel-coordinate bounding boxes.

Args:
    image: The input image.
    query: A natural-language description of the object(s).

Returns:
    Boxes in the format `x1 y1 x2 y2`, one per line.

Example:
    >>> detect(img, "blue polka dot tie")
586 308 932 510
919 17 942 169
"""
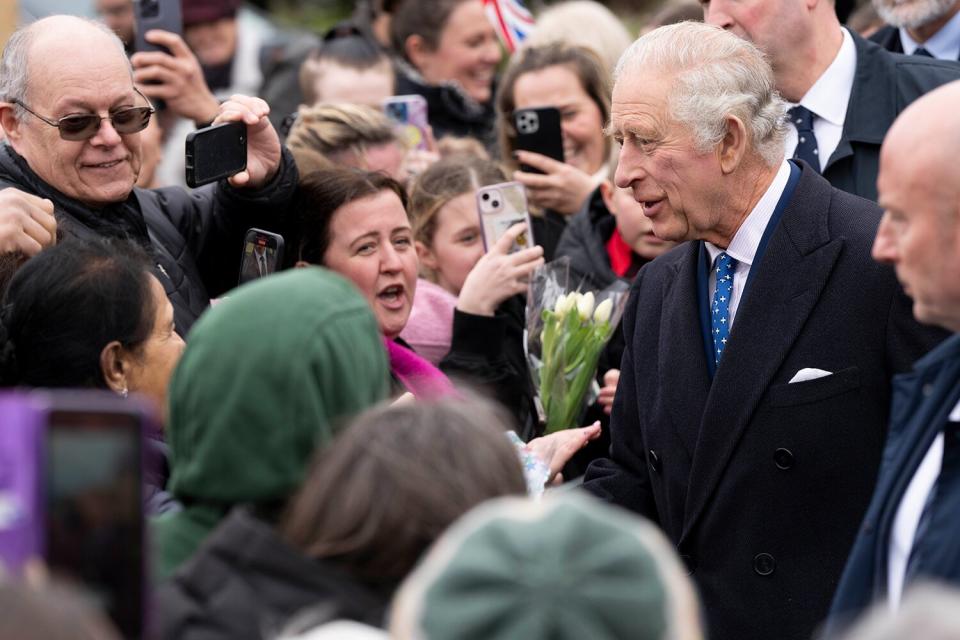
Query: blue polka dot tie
711 252 737 366
789 105 821 173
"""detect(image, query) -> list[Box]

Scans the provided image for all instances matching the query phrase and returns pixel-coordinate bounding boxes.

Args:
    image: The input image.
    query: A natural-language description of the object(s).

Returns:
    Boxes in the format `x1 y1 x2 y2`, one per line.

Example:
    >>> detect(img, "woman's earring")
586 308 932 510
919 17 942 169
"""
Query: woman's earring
120 386 129 398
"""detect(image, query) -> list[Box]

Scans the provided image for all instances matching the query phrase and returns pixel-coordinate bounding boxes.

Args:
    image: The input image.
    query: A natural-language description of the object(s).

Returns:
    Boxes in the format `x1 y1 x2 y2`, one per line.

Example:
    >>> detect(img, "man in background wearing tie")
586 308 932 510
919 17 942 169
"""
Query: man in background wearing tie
583 22 944 640
703 0 960 200
870 0 960 59
827 80 960 634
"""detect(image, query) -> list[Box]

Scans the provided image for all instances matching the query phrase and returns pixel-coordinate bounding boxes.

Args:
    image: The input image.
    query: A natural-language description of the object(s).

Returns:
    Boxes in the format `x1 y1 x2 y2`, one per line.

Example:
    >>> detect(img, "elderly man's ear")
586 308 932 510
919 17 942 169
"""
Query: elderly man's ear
718 115 749 175
0 103 23 145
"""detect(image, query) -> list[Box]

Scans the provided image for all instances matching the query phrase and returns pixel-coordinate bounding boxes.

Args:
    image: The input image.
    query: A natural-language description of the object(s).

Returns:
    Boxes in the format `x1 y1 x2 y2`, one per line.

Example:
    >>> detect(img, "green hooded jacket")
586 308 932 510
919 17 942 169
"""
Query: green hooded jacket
151 267 390 581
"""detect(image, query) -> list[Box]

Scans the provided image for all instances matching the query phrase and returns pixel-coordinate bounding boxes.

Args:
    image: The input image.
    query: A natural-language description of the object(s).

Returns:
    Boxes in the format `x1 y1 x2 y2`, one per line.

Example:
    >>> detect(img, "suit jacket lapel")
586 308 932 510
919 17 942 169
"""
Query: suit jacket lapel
661 243 712 459
680 169 843 542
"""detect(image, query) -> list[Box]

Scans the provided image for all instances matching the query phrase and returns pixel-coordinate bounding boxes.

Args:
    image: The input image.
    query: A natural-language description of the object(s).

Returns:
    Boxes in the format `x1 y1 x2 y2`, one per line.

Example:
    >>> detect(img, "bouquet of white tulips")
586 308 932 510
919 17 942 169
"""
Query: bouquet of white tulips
526 260 628 434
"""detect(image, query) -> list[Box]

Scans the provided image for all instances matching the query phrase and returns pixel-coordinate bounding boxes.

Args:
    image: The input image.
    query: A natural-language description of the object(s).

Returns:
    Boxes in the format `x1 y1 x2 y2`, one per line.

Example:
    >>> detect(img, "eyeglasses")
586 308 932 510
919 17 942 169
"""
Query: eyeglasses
13 87 155 141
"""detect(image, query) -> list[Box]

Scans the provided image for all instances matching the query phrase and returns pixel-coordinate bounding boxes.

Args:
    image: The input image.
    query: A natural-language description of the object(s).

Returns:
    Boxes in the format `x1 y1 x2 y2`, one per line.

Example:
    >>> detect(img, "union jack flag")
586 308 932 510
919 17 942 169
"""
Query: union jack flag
483 0 536 53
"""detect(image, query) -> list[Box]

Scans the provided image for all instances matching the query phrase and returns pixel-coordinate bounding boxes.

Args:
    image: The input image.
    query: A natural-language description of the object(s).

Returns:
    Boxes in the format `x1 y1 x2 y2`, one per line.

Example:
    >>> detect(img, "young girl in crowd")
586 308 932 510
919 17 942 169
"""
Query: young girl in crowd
390 0 501 145
496 43 613 260
400 154 543 435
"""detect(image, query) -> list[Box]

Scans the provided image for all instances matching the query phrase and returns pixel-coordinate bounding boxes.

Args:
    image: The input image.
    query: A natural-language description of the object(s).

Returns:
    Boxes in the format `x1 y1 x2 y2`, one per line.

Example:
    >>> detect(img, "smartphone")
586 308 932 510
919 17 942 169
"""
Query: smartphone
0 390 150 639
185 121 247 189
239 228 285 285
476 181 535 253
383 95 430 151
133 0 183 54
514 107 565 174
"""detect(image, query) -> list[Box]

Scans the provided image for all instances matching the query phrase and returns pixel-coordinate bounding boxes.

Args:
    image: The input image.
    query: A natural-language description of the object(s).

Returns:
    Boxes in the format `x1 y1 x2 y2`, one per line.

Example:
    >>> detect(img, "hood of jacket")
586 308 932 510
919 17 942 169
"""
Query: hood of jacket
152 268 390 579
165 266 390 505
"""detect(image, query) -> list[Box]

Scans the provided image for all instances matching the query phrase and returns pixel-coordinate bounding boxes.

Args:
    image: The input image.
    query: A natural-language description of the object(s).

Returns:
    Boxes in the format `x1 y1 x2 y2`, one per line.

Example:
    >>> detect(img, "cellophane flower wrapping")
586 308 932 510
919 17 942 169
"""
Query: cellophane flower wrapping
525 258 628 434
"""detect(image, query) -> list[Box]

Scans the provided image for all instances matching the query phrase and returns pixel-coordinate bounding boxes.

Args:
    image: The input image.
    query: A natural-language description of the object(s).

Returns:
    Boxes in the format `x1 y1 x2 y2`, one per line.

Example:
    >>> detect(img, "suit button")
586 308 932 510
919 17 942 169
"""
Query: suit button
680 554 697 575
648 449 662 473
774 448 794 470
754 553 776 576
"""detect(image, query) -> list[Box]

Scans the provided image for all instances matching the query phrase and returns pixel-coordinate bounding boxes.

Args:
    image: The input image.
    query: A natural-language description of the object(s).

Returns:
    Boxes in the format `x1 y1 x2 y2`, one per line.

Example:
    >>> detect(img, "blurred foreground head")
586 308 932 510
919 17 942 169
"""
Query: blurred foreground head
391 494 704 640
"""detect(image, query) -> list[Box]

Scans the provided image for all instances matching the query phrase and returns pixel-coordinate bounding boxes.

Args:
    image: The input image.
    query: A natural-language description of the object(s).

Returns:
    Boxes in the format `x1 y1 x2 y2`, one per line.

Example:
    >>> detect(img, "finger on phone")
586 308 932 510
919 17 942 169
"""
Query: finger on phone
491 222 528 253
515 149 564 173
228 170 250 187
512 170 554 190
507 244 544 264
145 29 191 57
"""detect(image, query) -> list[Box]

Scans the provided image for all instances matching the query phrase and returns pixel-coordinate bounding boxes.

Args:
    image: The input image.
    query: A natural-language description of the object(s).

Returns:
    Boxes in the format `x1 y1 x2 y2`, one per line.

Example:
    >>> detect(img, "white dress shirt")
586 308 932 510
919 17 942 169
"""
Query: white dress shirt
886 399 960 609
705 161 791 329
783 28 857 172
899 9 960 60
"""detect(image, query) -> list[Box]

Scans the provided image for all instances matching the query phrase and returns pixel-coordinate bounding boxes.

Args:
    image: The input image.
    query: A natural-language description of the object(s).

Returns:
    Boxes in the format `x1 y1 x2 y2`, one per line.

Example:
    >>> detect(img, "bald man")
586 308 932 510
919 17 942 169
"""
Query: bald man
827 79 960 633
0 16 297 334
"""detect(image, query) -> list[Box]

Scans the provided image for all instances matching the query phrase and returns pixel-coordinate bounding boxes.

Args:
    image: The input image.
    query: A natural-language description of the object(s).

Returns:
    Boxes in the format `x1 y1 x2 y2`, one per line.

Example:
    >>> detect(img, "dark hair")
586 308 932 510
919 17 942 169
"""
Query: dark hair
0 237 156 388
294 167 409 265
496 43 612 172
298 22 393 105
281 398 527 587
389 0 469 63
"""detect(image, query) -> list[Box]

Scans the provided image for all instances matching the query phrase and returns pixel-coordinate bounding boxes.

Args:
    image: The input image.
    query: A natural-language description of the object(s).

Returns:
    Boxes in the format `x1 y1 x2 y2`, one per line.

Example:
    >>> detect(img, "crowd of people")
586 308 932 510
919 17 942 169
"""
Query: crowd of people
4 0 960 638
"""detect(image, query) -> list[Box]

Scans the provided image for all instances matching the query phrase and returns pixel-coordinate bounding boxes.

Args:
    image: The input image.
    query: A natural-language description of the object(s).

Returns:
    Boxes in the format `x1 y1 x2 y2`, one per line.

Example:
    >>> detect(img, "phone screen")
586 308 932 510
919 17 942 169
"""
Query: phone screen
45 411 144 639
239 231 281 285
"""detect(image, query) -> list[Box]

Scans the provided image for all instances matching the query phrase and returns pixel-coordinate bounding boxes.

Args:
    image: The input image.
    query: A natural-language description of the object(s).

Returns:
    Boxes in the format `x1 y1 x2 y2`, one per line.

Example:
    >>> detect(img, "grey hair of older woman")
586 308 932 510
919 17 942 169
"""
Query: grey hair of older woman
614 22 787 167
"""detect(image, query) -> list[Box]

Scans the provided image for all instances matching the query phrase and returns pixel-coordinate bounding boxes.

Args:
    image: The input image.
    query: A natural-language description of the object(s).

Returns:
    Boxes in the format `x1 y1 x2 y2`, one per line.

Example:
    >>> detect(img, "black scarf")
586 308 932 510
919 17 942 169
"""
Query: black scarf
0 144 152 249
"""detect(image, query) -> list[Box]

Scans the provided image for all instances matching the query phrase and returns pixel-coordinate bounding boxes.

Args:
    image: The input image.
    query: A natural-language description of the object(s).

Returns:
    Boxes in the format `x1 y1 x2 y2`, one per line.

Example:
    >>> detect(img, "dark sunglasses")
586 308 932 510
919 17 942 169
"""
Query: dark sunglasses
13 87 155 141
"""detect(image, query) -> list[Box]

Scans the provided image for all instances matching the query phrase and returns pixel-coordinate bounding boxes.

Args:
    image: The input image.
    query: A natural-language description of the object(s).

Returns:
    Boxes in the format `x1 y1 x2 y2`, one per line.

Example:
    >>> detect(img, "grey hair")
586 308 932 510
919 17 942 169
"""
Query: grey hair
615 22 787 167
0 16 130 121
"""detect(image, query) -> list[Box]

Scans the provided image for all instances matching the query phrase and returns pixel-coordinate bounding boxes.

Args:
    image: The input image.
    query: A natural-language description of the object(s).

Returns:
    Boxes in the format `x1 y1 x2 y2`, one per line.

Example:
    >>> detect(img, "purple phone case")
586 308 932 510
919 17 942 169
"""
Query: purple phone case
0 393 45 574
0 390 154 637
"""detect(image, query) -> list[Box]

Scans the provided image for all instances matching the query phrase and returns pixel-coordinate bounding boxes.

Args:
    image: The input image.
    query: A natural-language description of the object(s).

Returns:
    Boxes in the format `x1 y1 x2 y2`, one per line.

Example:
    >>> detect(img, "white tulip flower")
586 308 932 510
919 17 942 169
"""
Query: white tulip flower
577 291 595 321
593 298 613 324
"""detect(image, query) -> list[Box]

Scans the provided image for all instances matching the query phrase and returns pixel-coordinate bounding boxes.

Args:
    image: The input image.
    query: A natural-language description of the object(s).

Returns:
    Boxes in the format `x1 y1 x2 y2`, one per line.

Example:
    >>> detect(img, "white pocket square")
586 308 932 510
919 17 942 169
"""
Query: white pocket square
788 368 833 384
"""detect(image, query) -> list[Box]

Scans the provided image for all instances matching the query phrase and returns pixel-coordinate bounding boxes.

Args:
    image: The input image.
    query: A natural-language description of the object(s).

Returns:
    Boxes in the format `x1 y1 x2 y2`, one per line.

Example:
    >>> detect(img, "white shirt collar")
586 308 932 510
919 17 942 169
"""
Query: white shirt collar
792 27 857 127
899 9 960 59
706 161 792 267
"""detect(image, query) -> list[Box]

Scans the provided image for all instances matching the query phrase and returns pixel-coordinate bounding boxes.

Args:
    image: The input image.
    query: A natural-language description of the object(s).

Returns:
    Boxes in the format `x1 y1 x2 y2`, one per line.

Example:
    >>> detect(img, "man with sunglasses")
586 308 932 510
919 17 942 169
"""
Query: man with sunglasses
0 15 298 334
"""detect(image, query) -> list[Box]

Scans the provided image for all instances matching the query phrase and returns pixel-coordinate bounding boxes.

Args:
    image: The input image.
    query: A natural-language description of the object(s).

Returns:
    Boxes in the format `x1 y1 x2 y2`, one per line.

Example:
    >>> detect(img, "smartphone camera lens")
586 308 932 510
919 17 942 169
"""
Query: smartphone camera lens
481 193 490 201
492 200 500 208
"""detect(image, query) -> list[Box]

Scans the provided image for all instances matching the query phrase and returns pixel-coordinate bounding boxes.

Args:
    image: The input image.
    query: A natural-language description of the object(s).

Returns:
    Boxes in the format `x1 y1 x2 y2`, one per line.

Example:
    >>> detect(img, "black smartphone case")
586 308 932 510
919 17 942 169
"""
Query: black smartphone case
184 121 247 189
514 107 565 174
133 0 183 54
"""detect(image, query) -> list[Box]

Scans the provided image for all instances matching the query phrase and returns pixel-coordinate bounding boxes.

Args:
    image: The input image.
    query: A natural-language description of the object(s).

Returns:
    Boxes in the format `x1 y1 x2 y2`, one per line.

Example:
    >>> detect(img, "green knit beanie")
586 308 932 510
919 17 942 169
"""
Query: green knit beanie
392 494 691 640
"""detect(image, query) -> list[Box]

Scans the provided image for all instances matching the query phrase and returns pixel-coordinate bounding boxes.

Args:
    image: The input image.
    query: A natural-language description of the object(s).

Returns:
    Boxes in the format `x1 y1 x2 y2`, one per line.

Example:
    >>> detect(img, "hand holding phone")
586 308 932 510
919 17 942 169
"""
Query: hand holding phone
131 29 220 125
214 95 283 189
457 223 545 316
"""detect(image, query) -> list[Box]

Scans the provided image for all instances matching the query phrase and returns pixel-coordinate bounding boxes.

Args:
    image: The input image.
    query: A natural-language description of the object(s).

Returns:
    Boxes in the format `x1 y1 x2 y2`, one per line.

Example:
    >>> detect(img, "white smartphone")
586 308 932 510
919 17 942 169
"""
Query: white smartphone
476 181 535 253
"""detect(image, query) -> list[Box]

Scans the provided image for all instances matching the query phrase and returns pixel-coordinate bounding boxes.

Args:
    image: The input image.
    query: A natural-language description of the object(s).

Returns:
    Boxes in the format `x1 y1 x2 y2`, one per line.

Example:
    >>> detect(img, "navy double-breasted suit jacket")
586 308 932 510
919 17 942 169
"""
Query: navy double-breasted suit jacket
583 164 946 640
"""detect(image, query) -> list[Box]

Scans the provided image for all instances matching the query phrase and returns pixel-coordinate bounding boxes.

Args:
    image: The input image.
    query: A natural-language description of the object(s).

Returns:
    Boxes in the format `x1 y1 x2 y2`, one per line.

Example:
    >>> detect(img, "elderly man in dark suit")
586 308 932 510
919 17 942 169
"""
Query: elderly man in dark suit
825 80 960 636
703 0 960 201
582 22 945 640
